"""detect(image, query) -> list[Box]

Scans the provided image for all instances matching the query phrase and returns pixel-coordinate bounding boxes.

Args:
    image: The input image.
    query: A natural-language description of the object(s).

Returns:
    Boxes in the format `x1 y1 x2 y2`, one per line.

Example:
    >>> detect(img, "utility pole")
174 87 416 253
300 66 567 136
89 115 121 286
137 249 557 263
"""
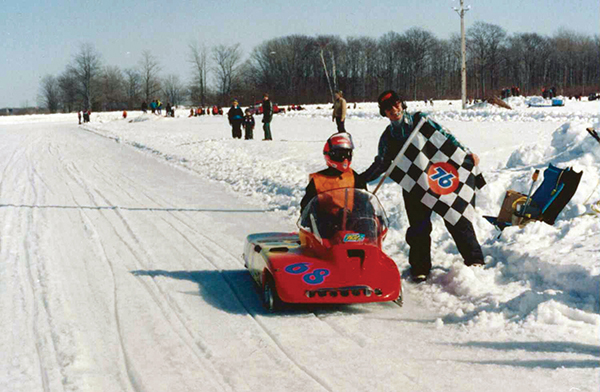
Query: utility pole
318 42 335 103
453 0 470 109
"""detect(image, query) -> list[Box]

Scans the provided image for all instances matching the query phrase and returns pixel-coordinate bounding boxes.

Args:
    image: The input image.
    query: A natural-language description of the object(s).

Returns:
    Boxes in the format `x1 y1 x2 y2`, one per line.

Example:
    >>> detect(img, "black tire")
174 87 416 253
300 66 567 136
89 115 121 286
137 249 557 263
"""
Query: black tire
263 278 283 312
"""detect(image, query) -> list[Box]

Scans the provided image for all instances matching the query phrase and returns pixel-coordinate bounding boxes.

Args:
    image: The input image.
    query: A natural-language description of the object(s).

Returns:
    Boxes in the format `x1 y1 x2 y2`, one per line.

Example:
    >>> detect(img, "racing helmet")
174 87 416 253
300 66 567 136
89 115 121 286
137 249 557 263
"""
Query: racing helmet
323 132 354 172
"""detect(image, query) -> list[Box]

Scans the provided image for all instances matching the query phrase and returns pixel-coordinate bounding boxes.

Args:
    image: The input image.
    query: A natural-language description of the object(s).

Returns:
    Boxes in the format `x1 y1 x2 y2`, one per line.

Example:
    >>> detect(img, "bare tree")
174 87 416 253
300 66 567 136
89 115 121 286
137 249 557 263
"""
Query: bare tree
99 66 126 111
212 44 243 104
162 74 184 105
39 75 61 113
403 27 436 100
467 22 507 98
58 68 79 112
71 43 102 110
508 33 550 94
378 32 405 92
188 41 209 106
124 68 142 109
139 50 162 102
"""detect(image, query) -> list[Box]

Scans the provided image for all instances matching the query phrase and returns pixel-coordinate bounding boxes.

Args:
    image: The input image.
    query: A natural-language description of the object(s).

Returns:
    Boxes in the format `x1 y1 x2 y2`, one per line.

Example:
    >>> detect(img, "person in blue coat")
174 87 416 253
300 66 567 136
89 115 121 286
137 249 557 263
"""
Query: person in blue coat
227 99 244 139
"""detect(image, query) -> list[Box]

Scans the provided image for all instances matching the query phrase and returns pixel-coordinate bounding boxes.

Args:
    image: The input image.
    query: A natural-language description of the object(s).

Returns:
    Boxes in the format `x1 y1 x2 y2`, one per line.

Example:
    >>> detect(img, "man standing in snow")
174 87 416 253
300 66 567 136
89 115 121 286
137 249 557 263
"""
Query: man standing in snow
360 90 484 283
332 90 347 133
262 93 273 140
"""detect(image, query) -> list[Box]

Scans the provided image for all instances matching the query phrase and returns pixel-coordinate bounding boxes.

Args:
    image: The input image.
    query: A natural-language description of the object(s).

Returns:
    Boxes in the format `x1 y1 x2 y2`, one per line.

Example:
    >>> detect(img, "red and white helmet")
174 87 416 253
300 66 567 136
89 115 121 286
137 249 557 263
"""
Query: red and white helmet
323 132 354 172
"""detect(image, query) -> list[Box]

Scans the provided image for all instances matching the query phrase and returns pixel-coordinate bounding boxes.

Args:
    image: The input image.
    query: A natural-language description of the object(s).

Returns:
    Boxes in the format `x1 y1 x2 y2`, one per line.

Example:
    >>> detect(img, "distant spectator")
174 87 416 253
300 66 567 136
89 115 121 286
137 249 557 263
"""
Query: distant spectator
78 111 82 124
166 102 172 117
189 108 194 117
243 108 255 140
141 101 148 113
157 100 162 115
150 100 157 114
212 105 219 115
227 99 244 139
332 90 347 132
123 110 127 119
262 93 273 140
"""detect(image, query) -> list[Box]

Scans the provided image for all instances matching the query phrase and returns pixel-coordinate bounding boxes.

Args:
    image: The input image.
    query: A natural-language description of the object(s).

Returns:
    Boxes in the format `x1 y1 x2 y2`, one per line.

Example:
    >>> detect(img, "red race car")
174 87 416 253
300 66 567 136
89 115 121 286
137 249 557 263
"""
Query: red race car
243 188 402 311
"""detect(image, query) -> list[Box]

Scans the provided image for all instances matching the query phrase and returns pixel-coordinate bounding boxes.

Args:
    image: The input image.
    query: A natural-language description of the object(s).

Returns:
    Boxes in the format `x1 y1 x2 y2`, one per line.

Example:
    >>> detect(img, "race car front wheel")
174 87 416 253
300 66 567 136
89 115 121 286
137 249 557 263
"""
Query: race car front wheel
263 278 282 312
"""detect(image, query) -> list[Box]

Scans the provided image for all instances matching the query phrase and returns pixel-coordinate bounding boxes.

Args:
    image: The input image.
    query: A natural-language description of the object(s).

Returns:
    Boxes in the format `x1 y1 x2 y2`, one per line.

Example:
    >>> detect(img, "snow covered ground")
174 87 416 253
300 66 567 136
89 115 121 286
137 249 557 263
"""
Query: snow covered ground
0 96 598 391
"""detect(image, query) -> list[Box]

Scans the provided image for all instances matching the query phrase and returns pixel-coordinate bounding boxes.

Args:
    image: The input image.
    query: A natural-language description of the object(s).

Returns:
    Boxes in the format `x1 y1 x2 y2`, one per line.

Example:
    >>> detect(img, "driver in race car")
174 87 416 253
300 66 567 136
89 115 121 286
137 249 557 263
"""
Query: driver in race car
300 133 368 238
300 132 366 213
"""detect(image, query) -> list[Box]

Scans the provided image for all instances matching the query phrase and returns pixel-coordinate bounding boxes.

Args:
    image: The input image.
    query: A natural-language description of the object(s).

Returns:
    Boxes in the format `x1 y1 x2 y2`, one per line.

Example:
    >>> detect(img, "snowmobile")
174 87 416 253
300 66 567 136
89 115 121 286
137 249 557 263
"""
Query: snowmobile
243 188 402 312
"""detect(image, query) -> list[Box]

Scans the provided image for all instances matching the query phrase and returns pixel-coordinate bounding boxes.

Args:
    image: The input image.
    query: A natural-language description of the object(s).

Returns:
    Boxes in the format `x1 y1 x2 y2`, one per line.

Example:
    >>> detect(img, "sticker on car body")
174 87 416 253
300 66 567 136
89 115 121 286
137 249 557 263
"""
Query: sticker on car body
343 233 365 242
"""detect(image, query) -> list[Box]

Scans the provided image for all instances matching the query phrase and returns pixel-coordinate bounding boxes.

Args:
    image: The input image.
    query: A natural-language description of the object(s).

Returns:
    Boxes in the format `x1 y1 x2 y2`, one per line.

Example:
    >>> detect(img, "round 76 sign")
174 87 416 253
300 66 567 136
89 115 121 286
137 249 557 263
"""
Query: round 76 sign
427 162 460 195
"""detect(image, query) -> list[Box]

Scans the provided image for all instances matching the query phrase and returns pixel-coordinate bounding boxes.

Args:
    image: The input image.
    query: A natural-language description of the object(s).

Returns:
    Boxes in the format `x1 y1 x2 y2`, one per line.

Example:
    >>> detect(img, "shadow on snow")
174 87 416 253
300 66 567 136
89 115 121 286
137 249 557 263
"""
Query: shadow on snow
130 269 382 317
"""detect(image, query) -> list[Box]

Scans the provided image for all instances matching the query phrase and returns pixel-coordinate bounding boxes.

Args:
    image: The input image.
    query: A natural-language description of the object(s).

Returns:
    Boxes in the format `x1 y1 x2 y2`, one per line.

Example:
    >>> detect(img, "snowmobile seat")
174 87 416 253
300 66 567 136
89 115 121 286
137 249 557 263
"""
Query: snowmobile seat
484 164 582 231
527 164 582 224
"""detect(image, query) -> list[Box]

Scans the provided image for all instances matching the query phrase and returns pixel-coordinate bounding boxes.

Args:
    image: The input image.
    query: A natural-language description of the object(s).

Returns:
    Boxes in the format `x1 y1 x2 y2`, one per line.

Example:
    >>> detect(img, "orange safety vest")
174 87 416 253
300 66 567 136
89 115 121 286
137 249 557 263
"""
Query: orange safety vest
310 171 355 213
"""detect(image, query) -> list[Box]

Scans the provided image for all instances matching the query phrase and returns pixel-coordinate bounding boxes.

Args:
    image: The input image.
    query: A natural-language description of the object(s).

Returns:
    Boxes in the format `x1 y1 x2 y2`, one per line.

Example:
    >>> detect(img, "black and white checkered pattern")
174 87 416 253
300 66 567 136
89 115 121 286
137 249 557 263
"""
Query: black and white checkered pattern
389 120 485 226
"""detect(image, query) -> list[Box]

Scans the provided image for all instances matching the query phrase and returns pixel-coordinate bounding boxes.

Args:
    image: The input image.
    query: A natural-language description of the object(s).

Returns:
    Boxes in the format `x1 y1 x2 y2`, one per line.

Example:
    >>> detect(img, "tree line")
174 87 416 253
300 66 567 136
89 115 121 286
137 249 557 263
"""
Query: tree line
39 21 600 113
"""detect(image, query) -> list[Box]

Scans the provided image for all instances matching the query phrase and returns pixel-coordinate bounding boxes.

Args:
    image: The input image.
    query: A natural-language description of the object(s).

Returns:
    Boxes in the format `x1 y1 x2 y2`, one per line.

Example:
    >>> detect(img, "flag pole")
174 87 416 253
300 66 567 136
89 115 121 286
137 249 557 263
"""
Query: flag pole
372 117 427 195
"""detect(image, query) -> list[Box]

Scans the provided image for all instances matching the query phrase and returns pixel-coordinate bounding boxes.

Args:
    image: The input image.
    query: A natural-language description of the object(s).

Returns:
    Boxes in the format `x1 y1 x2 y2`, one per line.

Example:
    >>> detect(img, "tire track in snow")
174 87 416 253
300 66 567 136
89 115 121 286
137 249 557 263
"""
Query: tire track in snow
63 159 236 391
22 143 54 391
61 151 229 391
58 147 155 391
74 207 146 392
157 214 334 392
98 206 237 392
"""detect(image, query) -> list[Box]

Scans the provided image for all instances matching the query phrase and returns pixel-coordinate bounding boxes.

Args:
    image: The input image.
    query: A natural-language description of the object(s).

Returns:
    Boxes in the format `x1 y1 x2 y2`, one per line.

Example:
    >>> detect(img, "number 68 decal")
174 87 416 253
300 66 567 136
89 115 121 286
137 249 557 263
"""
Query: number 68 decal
284 262 330 285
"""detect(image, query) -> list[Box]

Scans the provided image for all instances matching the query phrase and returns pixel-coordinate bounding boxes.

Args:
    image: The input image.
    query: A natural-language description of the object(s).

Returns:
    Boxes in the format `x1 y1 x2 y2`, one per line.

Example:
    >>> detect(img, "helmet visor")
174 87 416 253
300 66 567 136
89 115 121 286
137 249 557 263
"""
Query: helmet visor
328 148 353 162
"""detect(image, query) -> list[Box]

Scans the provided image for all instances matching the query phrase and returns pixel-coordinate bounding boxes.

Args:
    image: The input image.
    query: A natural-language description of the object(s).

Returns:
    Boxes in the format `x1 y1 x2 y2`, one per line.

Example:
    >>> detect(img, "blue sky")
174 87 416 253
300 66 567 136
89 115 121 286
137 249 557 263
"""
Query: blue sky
1 0 598 109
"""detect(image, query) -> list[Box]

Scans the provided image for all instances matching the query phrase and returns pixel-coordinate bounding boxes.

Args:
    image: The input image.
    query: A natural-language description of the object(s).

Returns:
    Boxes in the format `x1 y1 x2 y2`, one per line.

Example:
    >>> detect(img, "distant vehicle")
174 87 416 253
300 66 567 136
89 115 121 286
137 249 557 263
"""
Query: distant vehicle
248 102 286 115
248 102 263 115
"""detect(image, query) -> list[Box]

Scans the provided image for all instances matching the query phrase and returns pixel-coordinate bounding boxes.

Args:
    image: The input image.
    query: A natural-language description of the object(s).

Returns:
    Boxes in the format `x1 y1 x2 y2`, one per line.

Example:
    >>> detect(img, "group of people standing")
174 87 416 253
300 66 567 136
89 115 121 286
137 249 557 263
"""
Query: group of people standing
77 110 91 124
189 105 224 117
227 93 273 140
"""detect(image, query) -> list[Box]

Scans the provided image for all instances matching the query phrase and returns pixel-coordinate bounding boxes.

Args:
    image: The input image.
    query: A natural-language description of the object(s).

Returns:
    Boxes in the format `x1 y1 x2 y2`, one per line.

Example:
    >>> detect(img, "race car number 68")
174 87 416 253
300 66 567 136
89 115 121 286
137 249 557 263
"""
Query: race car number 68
284 262 330 285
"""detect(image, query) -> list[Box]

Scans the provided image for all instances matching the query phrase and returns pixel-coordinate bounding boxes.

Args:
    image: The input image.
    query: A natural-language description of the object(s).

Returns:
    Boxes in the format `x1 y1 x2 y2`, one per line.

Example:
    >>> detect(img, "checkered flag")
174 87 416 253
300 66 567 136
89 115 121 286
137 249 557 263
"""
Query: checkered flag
376 117 486 226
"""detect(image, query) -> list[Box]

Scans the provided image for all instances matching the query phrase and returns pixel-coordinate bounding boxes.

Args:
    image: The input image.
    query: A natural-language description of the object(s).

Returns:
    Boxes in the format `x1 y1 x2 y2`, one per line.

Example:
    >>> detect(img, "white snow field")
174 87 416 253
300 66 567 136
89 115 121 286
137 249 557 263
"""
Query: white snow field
0 96 598 391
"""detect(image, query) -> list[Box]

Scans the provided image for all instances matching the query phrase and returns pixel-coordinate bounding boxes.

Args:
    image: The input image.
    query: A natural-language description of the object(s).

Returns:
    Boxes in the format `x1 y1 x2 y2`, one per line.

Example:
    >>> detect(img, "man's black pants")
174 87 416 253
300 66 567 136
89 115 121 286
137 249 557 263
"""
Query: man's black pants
402 190 483 276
